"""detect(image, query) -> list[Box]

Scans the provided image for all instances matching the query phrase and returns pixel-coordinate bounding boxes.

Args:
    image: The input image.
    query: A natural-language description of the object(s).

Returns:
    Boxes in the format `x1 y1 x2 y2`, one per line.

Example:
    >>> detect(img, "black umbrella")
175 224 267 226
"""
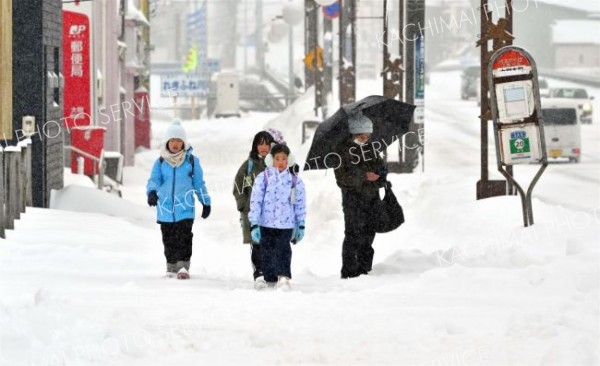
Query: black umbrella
304 95 416 170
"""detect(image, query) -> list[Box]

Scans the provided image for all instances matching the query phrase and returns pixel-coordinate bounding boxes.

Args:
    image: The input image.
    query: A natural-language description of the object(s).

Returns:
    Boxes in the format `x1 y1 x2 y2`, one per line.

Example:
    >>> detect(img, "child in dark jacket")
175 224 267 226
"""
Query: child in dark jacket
233 131 275 289
147 119 211 279
249 144 306 290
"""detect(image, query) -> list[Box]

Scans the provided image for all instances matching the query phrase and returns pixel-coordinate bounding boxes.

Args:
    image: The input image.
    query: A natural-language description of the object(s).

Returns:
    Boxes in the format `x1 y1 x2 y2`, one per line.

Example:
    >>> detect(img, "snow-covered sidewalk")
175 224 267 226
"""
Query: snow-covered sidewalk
1 74 598 366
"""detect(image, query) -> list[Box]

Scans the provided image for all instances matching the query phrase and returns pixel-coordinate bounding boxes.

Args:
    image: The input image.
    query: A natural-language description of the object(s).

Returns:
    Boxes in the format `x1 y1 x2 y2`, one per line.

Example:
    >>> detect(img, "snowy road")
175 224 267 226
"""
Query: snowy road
425 71 600 212
0 72 598 366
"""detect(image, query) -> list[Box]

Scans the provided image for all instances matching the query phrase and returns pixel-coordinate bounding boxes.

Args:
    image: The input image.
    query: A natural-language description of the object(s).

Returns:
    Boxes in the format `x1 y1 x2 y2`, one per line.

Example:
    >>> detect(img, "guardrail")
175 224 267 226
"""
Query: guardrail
1 140 33 239
64 145 106 190
539 68 600 88
63 146 123 197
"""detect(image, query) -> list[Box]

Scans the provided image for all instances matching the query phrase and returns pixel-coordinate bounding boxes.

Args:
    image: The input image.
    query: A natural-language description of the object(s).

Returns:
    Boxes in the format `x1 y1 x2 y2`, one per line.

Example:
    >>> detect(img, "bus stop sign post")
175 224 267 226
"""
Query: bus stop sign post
487 46 549 227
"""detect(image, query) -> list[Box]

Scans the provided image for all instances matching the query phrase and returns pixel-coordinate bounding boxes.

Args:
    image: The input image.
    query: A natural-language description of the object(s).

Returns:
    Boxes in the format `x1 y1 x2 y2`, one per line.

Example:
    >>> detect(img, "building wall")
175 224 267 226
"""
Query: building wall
12 0 64 208
43 0 65 203
1 0 13 140
207 1 238 70
151 2 187 63
555 44 600 69
513 3 587 69
426 0 590 69
98 0 123 154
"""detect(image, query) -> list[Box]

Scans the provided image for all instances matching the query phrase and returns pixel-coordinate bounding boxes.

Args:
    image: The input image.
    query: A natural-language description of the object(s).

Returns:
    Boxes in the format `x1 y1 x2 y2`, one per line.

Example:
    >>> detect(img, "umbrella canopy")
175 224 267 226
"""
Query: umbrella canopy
304 95 416 170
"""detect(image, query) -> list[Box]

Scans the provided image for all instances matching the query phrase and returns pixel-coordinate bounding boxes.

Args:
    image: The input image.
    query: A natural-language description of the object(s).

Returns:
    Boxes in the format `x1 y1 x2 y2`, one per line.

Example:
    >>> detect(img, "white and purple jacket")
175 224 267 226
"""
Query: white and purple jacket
249 167 306 229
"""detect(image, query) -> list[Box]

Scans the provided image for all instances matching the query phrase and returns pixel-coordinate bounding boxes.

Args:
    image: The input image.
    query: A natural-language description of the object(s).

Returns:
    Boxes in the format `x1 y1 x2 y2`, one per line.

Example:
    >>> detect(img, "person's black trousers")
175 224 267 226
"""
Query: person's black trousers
259 227 293 283
341 190 377 278
160 219 194 263
250 243 263 280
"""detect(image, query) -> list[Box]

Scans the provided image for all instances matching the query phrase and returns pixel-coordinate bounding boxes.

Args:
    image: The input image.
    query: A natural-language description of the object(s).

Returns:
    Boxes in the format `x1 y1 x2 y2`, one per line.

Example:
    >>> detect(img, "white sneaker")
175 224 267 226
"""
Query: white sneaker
254 276 267 290
177 267 190 280
165 272 177 278
276 276 291 291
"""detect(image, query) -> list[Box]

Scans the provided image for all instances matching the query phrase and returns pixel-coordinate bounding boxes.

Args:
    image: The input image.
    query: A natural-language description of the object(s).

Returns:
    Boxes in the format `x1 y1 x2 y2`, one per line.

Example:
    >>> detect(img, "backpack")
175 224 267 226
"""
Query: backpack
159 155 195 178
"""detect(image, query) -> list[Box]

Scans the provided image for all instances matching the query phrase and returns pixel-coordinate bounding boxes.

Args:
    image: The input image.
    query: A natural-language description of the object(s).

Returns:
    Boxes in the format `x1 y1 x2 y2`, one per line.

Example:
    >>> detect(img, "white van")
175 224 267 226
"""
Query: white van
541 98 582 163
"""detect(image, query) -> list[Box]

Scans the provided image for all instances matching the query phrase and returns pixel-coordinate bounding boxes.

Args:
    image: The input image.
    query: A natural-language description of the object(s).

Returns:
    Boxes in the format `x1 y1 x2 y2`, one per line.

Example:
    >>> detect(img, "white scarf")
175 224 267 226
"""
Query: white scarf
160 146 187 167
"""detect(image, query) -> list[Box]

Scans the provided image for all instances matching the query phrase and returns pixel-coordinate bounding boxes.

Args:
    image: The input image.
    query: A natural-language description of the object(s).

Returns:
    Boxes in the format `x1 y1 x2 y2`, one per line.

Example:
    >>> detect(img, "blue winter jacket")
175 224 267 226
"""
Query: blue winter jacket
146 148 211 223
249 167 306 229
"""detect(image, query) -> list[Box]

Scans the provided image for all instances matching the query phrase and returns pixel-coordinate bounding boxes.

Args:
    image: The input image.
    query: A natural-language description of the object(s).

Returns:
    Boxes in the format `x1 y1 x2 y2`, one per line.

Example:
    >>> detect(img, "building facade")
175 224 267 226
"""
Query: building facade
10 0 65 208
552 20 600 69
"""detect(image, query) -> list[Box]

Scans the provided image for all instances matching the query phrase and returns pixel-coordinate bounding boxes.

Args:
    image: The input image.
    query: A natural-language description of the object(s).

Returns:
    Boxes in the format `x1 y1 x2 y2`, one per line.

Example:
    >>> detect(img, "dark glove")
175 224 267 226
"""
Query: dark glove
201 205 211 219
377 165 388 181
147 191 158 207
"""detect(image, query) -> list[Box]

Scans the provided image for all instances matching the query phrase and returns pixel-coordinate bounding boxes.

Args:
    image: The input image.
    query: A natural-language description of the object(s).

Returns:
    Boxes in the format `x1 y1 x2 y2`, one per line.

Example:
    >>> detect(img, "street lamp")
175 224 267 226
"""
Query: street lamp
279 0 303 106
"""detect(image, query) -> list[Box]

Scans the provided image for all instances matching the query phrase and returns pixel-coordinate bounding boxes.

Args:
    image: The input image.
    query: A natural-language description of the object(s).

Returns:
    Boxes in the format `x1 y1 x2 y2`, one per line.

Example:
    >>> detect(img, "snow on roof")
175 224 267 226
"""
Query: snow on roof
533 0 600 14
425 0 471 7
427 0 599 13
552 20 600 45
126 0 150 27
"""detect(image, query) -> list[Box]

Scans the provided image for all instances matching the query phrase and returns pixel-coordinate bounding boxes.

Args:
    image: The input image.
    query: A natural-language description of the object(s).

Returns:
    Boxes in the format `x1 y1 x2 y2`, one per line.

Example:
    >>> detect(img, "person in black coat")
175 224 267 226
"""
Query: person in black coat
333 112 386 278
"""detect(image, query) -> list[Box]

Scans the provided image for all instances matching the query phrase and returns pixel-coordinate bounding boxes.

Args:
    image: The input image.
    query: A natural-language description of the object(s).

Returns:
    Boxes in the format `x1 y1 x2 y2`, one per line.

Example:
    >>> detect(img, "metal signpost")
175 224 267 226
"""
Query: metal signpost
488 46 548 227
477 0 515 200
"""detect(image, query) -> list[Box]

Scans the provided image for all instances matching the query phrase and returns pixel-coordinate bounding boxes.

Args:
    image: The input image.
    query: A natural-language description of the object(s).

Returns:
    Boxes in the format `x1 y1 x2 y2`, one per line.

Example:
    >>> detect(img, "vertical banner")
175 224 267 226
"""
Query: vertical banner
62 10 91 128
414 35 425 125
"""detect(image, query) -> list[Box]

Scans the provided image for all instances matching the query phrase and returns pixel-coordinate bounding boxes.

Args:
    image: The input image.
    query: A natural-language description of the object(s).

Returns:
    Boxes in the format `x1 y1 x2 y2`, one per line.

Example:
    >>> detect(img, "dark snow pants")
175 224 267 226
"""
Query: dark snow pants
259 227 294 283
250 243 263 280
341 189 376 278
160 219 194 264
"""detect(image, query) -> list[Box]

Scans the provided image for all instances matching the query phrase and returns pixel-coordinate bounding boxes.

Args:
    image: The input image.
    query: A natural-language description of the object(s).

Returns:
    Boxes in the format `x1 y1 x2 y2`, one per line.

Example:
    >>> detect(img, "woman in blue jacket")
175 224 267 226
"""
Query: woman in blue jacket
146 119 211 279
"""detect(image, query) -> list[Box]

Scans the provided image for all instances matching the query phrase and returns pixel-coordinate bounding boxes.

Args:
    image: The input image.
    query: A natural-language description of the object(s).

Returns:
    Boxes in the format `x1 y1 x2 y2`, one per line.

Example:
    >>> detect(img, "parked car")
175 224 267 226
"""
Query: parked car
460 65 480 100
547 87 594 124
541 98 582 163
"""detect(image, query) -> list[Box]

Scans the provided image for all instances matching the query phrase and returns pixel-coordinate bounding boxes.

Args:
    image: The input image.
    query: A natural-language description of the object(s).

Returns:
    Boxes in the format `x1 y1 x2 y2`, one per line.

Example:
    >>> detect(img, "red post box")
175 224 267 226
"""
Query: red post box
70 126 106 175
134 86 151 149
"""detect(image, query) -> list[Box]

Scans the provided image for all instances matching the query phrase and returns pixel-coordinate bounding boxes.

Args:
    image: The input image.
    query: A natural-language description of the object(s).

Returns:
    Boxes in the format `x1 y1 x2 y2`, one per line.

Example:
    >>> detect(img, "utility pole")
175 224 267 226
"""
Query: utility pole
398 0 404 101
339 0 356 105
256 0 264 76
399 0 424 173
323 15 333 118
313 9 323 117
140 0 151 90
305 0 317 89
476 0 516 199
244 0 248 76
382 0 402 100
